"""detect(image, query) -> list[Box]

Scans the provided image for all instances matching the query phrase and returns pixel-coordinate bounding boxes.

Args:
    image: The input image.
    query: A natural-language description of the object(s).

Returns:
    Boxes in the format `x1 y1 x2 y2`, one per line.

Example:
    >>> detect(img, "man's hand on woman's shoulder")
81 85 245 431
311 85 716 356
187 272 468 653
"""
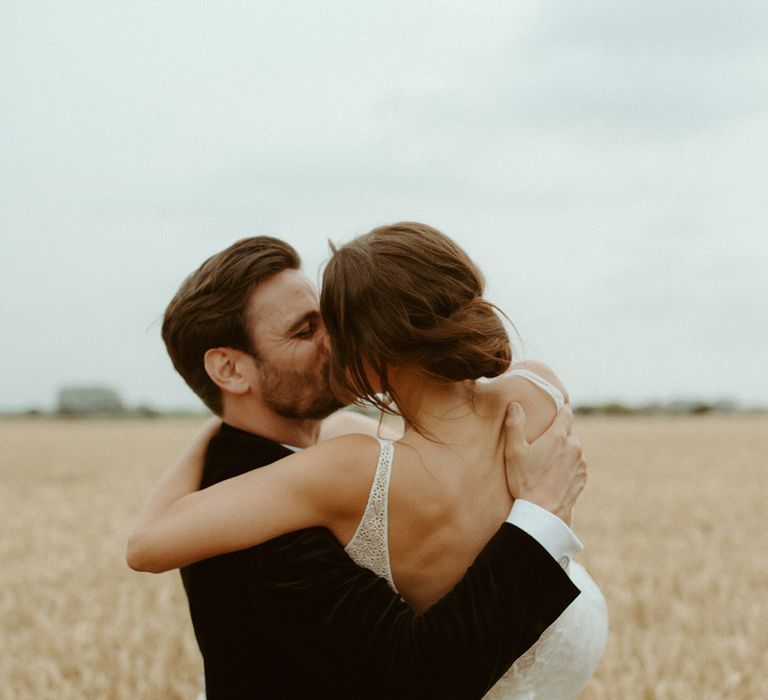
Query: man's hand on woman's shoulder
502 402 587 527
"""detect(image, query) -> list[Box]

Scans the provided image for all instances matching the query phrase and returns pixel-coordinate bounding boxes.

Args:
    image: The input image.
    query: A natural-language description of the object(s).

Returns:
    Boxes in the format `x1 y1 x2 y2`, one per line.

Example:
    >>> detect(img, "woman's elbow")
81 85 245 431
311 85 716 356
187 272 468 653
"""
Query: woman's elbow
126 528 166 573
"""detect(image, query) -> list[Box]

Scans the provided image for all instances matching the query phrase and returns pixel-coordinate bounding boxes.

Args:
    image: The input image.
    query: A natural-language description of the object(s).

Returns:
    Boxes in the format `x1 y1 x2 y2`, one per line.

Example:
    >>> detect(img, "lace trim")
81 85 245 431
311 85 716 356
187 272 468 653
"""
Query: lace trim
344 438 397 592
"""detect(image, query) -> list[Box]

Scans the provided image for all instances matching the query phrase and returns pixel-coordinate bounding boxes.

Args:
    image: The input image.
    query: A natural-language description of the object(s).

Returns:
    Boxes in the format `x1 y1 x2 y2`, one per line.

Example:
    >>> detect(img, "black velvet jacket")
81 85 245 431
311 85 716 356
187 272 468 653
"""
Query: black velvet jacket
180 424 579 699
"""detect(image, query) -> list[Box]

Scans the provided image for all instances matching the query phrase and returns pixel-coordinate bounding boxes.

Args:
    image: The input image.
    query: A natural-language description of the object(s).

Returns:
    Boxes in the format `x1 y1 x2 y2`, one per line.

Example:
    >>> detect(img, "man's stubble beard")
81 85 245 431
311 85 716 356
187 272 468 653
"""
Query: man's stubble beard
256 356 344 421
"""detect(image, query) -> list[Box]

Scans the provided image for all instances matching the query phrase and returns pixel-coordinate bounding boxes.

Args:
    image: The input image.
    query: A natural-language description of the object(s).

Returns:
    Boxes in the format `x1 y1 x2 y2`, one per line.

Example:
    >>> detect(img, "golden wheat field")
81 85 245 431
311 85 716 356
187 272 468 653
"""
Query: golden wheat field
1 415 766 699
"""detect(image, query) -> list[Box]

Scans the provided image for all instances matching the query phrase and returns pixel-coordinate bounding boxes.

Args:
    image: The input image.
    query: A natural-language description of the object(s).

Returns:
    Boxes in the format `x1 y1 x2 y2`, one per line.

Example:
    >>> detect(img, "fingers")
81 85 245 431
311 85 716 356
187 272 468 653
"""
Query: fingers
503 402 530 452
205 416 223 430
574 455 588 496
567 433 583 461
202 416 223 439
548 404 574 438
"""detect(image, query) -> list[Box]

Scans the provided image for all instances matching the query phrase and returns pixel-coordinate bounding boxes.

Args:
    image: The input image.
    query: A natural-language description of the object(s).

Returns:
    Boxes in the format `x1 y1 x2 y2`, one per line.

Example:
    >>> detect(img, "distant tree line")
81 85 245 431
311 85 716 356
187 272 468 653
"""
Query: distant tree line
2 386 762 418
573 399 747 416
6 386 207 418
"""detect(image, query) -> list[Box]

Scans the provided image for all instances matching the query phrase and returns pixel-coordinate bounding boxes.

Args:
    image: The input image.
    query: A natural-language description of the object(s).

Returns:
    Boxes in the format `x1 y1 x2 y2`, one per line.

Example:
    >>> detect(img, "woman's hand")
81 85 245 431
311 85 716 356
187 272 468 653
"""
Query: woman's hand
188 415 223 460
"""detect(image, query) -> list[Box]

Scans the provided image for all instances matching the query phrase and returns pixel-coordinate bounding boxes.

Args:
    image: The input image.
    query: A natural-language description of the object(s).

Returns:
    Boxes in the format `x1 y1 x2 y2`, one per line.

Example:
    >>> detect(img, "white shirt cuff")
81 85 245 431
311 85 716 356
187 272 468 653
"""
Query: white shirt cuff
506 499 583 569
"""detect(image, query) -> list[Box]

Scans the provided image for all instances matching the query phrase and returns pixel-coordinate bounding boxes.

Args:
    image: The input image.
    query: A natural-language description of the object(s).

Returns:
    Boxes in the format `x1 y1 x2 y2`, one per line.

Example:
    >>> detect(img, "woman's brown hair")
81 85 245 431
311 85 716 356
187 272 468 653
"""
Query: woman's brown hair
320 222 511 431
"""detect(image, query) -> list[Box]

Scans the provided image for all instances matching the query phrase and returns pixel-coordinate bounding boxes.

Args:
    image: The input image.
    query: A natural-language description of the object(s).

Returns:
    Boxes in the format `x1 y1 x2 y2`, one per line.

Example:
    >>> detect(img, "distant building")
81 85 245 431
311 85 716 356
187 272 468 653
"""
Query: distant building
57 386 125 415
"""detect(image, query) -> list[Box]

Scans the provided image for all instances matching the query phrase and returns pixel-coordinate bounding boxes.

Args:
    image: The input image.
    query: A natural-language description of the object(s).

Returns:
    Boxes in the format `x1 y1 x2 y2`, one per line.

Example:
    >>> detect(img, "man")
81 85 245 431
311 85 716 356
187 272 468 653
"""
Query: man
158 236 586 699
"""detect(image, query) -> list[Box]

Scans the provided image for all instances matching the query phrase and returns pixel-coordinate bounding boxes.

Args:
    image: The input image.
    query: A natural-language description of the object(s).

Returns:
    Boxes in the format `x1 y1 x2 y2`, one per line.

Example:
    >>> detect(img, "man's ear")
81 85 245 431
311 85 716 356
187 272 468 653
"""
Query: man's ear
204 348 255 396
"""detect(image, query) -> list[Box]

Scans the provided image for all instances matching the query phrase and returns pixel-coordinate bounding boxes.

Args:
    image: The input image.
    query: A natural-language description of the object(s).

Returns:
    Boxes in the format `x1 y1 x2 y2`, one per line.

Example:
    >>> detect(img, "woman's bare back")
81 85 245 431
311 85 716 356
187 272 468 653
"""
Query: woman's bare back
346 361 567 612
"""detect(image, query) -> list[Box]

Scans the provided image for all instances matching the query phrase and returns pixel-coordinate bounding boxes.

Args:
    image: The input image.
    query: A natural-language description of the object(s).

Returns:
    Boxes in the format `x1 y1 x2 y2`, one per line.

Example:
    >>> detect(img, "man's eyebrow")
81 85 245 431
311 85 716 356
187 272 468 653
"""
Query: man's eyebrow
285 310 320 334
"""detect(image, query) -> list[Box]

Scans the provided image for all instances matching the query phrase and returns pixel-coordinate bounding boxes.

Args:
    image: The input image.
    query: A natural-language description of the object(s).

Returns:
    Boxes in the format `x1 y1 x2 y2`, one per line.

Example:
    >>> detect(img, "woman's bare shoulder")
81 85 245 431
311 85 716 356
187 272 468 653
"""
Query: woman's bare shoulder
301 432 381 477
298 433 382 519
313 432 381 460
506 360 568 401
481 360 568 442
482 360 567 397
318 410 379 442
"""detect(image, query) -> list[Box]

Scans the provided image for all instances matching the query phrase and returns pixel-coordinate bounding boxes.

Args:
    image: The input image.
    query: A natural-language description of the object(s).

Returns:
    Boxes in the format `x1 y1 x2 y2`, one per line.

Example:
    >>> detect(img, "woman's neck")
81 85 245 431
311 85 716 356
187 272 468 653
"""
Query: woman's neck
389 367 477 442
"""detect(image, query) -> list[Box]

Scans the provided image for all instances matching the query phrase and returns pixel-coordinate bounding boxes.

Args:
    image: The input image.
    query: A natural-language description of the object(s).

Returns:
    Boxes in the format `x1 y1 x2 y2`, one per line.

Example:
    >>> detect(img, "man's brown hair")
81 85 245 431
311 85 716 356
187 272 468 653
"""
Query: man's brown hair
162 237 301 414
320 222 511 432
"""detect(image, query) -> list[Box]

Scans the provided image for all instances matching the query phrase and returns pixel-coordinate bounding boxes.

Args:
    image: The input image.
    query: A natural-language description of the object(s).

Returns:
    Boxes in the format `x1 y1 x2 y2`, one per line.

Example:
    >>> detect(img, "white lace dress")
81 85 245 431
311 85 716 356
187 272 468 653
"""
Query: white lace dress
344 369 609 699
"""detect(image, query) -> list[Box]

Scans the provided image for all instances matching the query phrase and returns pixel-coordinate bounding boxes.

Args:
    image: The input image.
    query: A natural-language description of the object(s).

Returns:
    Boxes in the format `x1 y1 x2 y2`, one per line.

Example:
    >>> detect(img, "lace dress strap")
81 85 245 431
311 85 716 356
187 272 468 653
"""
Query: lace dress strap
343 438 397 592
506 368 565 411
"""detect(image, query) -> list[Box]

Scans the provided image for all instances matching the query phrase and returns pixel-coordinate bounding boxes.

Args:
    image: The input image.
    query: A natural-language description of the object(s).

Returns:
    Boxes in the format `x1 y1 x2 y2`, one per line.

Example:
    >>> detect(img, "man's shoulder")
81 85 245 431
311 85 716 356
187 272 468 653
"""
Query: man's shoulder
202 426 292 484
210 424 290 457
193 426 362 577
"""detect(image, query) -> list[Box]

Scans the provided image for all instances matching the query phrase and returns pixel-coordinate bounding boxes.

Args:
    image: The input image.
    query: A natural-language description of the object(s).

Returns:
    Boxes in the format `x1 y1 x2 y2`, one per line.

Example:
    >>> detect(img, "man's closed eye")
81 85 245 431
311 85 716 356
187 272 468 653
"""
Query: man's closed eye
295 324 316 339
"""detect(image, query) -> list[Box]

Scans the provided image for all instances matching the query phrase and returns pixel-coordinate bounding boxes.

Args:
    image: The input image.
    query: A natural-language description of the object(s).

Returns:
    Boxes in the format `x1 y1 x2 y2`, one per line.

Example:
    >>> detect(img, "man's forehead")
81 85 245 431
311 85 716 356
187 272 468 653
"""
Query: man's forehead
246 269 319 331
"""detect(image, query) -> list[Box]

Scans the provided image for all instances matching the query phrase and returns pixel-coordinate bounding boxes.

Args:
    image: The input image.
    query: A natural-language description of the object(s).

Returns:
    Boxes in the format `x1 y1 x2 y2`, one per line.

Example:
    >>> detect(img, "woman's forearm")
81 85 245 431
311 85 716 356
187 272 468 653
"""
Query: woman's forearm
126 417 220 572
126 431 372 573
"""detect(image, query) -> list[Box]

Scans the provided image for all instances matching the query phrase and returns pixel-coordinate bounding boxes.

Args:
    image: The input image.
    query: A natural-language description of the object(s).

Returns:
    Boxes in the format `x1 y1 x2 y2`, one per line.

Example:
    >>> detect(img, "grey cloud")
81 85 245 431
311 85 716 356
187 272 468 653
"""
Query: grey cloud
534 0 768 53
2 0 767 409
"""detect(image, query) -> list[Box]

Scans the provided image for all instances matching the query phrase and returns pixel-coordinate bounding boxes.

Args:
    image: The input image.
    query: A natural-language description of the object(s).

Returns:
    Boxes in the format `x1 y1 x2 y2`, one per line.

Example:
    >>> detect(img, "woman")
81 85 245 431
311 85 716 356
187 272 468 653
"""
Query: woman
129 222 607 698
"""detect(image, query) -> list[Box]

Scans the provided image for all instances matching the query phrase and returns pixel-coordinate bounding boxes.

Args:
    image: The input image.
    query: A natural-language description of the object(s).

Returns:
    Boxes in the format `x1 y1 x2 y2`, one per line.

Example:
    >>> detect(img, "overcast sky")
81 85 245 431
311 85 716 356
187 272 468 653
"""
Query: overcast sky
2 1 767 411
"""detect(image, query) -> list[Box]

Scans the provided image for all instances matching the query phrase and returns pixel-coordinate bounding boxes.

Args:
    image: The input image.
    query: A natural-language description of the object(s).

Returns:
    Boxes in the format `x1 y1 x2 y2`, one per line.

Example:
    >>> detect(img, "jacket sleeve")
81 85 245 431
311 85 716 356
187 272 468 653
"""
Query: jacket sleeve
254 523 580 699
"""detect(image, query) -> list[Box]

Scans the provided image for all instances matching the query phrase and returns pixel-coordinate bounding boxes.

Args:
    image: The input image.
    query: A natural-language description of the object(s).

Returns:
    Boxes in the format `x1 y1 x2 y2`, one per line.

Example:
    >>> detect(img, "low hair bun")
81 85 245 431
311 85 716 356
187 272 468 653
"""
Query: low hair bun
416 297 511 382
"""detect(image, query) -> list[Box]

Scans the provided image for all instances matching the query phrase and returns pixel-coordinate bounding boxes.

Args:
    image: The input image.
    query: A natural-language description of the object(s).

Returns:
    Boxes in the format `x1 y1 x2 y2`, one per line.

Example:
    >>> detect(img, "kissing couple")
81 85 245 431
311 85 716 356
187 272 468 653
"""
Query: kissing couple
128 222 608 699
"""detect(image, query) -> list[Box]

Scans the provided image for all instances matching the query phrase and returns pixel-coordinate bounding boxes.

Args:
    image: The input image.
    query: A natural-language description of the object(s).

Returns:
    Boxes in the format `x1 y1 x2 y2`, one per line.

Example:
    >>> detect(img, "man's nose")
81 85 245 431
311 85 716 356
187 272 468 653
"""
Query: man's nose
318 327 330 355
